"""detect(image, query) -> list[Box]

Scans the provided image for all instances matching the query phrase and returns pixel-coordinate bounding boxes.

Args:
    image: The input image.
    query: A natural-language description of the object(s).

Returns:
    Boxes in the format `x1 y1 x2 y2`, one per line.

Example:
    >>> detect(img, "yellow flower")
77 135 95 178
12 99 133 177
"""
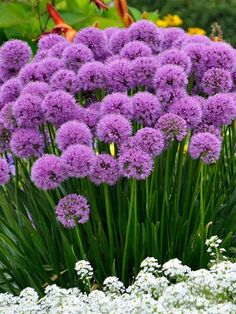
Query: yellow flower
163 14 183 27
188 27 206 35
156 19 169 28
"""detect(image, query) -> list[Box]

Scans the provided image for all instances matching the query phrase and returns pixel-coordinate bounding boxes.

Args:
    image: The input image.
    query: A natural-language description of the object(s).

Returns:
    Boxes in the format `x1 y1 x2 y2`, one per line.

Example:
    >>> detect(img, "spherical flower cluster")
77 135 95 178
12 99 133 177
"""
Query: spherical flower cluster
0 78 22 107
56 120 92 151
120 41 152 60
77 61 107 91
183 43 207 78
21 82 51 99
56 194 90 228
109 29 130 54
189 132 221 164
134 127 164 156
18 63 40 85
106 60 132 92
157 49 192 74
101 93 133 119
62 44 94 72
153 65 188 90
48 41 70 59
0 158 10 186
131 57 158 88
34 57 63 82
204 42 235 71
201 68 233 96
162 27 185 50
0 102 17 131
50 69 78 95
38 34 67 51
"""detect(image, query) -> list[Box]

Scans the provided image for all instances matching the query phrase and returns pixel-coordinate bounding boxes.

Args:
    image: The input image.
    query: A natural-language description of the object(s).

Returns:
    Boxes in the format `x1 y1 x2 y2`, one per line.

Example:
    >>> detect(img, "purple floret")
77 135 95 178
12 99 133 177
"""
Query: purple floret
77 61 107 91
162 27 185 50
56 120 92 151
48 41 70 59
106 59 132 92
80 107 101 135
109 29 130 54
38 34 67 51
156 88 186 108
129 20 163 54
0 78 22 108
118 147 153 180
0 123 11 153
96 113 132 145
101 93 133 119
183 35 211 46
34 57 63 82
132 92 162 126
90 154 120 186
201 68 232 95
0 158 10 185
56 194 90 228
34 50 48 62
189 132 221 164
194 123 222 141
62 43 94 72
61 144 96 178
134 127 164 157
0 64 17 82
120 41 152 60
0 102 17 131
31 154 66 190
50 69 78 95
10 128 44 159
204 42 235 71
103 27 119 40
13 94 44 128
130 56 158 88
202 93 236 127
18 63 40 85
21 82 51 99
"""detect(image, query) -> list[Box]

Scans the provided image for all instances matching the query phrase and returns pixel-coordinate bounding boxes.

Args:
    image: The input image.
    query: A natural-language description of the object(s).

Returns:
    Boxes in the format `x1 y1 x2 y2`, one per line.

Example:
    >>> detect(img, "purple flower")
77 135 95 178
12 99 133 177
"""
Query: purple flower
18 63 40 85
101 93 133 119
120 41 152 60
74 27 108 60
0 64 17 82
34 50 48 62
50 69 78 95
10 128 44 159
0 78 22 108
21 82 51 99
130 56 158 88
56 120 92 151
48 41 70 59
61 144 96 178
182 43 207 78
155 113 187 143
129 20 163 53
153 64 188 90
204 42 235 71
31 154 66 190
189 132 221 164
118 148 153 180
157 49 192 74
96 114 132 145
106 59 132 92
170 96 202 128
132 92 161 126
80 107 100 134
56 194 90 228
162 27 185 50
183 35 211 46
103 27 119 40
109 29 130 54
34 58 63 82
202 93 236 127
156 88 186 108
134 127 164 156
90 154 120 186
0 39 32 71
13 94 44 128
194 123 222 141
200 68 232 95
42 91 78 126
0 158 10 185
0 123 11 153
77 61 107 91
38 34 67 51
62 44 94 72
0 102 17 131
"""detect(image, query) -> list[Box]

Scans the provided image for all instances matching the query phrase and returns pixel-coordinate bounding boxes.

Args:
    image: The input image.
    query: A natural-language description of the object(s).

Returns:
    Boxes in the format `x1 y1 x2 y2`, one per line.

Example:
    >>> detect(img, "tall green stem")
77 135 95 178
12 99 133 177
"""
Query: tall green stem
104 184 114 268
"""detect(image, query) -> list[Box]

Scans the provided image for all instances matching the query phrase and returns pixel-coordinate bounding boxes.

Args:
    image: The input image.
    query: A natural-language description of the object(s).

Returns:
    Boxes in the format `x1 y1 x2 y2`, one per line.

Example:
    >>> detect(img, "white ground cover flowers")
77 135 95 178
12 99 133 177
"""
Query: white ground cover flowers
1 236 236 314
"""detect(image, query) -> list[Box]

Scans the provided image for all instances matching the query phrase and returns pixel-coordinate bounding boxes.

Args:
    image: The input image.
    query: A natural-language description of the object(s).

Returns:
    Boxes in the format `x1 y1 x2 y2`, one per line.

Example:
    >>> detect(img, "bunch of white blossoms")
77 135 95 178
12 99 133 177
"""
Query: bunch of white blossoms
1 237 236 313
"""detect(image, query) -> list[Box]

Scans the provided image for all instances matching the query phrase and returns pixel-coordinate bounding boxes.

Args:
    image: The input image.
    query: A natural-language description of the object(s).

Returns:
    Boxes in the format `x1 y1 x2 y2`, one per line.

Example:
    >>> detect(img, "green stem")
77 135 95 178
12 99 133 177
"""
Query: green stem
104 184 114 268
14 157 19 211
75 226 86 259
199 162 205 266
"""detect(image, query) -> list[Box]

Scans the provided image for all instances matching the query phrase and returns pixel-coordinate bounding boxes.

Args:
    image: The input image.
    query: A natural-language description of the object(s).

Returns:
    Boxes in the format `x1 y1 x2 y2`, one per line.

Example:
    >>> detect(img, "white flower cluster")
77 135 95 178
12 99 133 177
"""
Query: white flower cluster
1 254 236 313
205 235 227 263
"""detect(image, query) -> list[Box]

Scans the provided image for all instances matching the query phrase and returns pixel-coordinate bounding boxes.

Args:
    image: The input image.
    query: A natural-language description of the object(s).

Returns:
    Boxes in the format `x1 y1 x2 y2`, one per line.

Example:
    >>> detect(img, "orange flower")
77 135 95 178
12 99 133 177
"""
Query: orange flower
115 0 134 27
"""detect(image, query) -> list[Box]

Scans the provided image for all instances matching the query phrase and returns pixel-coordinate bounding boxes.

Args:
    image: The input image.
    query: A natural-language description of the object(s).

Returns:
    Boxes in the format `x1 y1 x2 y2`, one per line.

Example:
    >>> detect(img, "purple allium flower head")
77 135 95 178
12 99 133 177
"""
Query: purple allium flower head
105 54 121 65
62 44 94 72
21 81 51 99
194 123 222 141
48 41 70 59
202 93 236 127
90 154 120 186
153 64 188 90
74 27 108 60
155 113 187 143
171 34 189 49
56 194 90 228
35 57 63 82
204 42 235 71
77 61 107 91
38 34 67 51
50 69 78 95
118 147 153 180
0 123 11 153
182 43 207 77
120 41 152 60
34 50 48 62
0 39 32 71
130 56 158 88
61 144 96 178
0 102 17 131
56 120 92 151
162 27 185 50
109 29 130 54
0 158 10 185
18 63 40 85
0 78 22 108
42 90 78 126
156 88 187 108
103 27 119 40
13 94 44 128
134 127 164 157
157 49 192 74
189 132 221 164
106 59 132 92
170 96 202 128
97 113 132 145
101 93 133 119
10 128 44 159
0 64 17 82
183 35 211 46
31 154 66 190
200 68 232 95
81 107 101 134
132 92 162 126
129 20 163 53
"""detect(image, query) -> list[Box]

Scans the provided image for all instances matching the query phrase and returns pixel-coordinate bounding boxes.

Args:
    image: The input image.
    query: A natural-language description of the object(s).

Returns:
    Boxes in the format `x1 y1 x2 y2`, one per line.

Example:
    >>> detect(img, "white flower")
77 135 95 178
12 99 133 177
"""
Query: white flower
162 258 191 279
75 260 93 281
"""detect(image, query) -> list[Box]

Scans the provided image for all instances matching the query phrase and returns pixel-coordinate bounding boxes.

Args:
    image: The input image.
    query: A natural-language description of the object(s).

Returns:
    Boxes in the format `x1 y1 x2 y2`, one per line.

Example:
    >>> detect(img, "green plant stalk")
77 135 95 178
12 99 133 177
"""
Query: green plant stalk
104 184 114 268
14 157 19 212
199 162 205 267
